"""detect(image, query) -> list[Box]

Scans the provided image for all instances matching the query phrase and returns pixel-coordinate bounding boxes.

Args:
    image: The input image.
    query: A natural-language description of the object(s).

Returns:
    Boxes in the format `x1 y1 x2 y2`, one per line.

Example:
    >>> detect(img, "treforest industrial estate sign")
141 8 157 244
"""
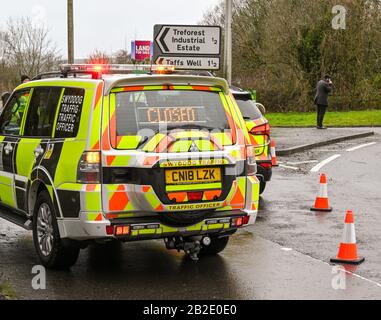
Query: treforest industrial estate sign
153 25 221 71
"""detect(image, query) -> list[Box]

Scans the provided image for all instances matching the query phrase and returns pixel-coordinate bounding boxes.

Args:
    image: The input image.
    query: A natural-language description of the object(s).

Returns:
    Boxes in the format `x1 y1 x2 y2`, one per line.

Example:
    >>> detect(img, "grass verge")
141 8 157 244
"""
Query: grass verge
266 109 381 127
0 282 17 300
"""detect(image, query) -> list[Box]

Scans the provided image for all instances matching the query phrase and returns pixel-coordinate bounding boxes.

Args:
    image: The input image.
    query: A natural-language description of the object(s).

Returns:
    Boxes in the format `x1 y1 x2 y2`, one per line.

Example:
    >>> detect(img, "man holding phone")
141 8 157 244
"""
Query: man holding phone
314 74 333 129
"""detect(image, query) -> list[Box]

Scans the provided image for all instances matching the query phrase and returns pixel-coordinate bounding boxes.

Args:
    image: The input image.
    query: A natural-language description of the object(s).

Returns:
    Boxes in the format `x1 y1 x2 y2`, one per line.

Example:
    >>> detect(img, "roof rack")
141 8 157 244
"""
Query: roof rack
32 71 65 81
32 64 176 81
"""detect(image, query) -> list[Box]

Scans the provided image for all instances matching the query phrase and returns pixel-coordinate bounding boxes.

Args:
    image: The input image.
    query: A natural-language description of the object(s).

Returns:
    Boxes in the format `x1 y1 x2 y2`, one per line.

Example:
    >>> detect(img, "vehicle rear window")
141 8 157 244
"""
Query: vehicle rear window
235 97 262 120
114 89 231 137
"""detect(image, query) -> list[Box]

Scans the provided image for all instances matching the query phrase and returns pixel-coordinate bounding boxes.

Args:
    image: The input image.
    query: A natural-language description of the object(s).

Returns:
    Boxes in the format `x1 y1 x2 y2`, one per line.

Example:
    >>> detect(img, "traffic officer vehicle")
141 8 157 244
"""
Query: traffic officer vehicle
0 64 260 268
231 86 272 194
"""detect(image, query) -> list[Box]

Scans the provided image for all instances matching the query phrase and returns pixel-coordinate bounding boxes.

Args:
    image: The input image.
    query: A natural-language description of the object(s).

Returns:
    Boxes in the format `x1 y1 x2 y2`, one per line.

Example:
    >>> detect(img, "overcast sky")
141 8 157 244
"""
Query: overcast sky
0 0 220 59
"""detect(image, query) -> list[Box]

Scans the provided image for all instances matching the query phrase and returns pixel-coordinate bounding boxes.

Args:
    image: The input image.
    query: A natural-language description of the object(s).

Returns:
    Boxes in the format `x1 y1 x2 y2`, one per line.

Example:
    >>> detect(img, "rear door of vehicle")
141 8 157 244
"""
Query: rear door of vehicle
101 84 244 217
0 89 31 208
15 87 63 213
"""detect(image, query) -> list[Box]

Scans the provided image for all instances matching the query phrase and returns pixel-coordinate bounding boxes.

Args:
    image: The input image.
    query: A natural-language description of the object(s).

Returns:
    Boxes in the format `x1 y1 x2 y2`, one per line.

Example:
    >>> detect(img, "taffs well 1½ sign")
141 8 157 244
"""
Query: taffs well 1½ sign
155 56 220 70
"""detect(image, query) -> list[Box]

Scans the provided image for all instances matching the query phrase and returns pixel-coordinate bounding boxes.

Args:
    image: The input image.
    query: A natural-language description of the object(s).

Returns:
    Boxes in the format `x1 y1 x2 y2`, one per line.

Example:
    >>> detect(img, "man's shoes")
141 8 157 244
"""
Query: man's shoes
317 126 327 129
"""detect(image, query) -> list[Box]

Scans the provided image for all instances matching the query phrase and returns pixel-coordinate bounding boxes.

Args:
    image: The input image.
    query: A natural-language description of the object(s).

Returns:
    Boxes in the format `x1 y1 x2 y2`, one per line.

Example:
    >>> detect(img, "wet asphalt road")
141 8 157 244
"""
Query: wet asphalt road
0 129 381 300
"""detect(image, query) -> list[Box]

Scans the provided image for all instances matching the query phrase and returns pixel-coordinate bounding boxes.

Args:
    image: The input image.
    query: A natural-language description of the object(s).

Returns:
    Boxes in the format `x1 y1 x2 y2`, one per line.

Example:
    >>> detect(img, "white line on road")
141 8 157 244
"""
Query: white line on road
310 154 341 173
279 164 300 171
288 160 319 165
346 142 377 152
285 245 381 289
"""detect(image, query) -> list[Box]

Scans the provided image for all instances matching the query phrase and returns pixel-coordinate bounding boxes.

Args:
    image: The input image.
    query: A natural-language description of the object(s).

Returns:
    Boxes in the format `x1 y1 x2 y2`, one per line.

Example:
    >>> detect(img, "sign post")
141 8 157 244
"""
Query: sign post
153 25 221 71
67 0 74 64
224 0 232 84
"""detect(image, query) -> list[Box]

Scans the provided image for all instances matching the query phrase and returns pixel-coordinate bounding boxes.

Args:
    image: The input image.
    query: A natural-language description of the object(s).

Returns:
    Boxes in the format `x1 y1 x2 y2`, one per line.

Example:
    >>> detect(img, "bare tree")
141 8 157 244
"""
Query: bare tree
86 50 112 64
2 17 61 79
0 30 17 92
113 49 132 64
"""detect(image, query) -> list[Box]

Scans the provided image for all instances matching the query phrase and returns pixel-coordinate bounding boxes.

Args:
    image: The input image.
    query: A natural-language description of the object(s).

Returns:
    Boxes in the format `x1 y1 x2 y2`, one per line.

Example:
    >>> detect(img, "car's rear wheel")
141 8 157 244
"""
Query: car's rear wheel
200 236 229 255
32 190 80 269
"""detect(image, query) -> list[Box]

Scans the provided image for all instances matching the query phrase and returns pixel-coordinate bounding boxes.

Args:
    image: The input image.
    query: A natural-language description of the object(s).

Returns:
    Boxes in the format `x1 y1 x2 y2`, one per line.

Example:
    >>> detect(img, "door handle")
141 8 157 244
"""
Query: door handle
4 143 13 155
34 145 44 158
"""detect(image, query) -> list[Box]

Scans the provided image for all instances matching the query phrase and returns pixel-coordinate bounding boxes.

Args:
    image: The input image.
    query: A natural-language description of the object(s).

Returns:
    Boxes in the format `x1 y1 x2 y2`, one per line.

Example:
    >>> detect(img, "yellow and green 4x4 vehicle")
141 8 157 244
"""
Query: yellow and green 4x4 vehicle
231 87 272 194
0 64 260 268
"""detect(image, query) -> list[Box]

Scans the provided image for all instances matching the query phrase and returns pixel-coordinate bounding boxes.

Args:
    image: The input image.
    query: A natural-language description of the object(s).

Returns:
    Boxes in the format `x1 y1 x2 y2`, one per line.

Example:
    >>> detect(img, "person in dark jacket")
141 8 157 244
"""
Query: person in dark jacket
20 75 30 84
314 74 333 129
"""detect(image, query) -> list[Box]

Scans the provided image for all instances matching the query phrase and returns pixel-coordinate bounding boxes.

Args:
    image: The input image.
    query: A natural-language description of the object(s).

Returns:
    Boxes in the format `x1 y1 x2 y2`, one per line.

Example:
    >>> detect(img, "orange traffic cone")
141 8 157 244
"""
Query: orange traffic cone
310 173 332 212
330 211 365 265
270 139 278 167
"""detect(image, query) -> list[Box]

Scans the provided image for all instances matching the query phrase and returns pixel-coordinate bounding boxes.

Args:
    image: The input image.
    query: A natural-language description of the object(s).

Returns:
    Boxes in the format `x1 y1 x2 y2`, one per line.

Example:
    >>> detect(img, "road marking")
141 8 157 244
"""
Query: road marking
308 256 381 289
310 154 341 173
279 245 381 289
346 142 377 152
288 160 318 165
279 164 299 171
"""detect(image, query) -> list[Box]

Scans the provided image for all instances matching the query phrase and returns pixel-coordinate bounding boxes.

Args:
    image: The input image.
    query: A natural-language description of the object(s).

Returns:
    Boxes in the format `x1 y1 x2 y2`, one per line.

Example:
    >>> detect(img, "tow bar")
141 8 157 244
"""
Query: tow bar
165 236 211 261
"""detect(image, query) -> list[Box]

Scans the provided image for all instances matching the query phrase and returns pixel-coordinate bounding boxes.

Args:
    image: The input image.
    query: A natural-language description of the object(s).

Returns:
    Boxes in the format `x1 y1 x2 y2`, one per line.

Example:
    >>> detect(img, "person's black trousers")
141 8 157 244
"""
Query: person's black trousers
317 104 327 127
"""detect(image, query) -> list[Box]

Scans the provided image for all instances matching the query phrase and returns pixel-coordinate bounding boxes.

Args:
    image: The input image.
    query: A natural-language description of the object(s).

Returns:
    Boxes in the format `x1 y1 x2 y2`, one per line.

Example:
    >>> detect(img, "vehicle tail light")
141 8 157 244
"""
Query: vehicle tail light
77 151 101 183
245 145 257 176
187 191 204 202
250 123 270 135
260 162 272 169
242 215 250 225
231 217 244 227
106 225 114 235
115 225 130 236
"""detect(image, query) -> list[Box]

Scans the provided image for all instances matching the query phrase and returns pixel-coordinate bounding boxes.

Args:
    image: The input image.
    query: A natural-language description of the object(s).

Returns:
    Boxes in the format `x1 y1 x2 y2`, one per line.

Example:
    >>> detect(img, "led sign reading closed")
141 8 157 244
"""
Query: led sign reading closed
138 106 205 124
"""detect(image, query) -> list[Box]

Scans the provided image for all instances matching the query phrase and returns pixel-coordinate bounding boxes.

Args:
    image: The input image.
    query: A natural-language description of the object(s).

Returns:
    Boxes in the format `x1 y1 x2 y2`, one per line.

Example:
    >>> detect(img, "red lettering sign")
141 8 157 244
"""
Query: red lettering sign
133 40 152 61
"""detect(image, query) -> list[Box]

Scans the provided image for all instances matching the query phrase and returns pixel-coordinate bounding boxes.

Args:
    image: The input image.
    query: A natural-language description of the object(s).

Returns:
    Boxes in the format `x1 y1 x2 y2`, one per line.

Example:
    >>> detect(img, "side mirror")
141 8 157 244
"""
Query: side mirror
256 103 266 115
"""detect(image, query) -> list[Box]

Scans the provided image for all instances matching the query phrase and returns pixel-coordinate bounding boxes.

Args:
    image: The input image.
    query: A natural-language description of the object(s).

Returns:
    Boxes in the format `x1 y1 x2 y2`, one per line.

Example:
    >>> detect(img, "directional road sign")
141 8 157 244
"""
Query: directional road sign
153 25 221 70
155 56 220 70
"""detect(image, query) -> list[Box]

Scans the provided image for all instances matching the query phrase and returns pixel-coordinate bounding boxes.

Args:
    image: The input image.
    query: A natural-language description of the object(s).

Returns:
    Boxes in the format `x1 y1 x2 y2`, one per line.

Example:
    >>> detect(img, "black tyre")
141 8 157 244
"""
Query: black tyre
32 190 80 269
200 236 229 255
259 181 266 194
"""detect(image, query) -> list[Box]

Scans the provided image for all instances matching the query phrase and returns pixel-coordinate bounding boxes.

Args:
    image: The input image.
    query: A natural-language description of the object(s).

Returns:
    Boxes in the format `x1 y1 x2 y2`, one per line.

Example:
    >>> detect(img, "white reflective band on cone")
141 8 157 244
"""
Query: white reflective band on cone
341 223 357 244
318 183 328 198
